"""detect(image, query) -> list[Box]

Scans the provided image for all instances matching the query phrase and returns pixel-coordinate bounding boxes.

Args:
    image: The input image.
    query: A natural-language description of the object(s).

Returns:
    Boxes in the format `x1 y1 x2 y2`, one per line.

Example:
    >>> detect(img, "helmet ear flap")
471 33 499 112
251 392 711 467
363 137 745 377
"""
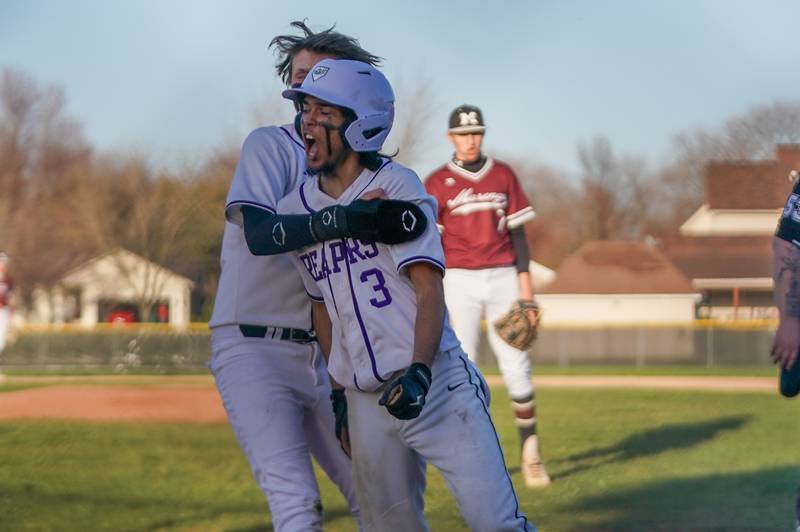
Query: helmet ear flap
338 116 354 151
344 112 393 152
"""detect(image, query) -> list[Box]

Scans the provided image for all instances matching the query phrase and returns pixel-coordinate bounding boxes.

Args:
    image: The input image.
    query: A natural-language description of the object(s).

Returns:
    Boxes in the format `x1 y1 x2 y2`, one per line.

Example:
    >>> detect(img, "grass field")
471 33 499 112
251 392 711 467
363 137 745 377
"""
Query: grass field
3 363 781 378
0 380 798 531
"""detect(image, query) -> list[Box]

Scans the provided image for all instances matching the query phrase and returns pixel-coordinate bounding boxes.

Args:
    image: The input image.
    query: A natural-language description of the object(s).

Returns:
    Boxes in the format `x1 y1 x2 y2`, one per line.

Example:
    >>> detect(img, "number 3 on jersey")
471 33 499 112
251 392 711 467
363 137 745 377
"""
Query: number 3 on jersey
360 268 392 308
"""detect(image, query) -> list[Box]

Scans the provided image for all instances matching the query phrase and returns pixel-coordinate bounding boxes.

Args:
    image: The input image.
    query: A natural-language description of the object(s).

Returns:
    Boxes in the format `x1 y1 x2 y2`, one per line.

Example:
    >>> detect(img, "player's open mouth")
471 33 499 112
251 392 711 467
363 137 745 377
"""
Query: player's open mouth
304 134 318 159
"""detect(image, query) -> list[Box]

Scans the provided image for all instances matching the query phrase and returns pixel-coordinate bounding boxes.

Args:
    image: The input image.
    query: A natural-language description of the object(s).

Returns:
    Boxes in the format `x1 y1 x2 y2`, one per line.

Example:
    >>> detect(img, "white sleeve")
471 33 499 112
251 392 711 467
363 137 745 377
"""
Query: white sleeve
224 126 304 225
380 165 446 274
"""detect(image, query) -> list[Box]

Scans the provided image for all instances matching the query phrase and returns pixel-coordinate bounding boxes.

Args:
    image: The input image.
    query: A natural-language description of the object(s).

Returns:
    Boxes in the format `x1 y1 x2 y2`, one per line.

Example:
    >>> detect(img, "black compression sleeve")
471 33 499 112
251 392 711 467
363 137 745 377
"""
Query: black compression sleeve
241 205 319 255
510 227 530 273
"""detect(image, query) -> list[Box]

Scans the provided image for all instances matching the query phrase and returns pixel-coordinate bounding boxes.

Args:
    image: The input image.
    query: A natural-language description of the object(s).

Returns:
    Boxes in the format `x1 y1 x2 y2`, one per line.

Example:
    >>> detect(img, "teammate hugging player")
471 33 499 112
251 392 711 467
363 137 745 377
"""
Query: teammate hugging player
425 104 551 488
208 22 425 531
277 59 535 532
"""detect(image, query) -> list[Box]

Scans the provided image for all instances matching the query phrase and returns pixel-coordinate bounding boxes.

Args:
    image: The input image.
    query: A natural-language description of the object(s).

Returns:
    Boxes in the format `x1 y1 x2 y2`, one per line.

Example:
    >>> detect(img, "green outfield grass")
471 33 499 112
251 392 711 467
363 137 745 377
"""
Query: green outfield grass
487 363 780 377
2 363 780 378
0 385 797 531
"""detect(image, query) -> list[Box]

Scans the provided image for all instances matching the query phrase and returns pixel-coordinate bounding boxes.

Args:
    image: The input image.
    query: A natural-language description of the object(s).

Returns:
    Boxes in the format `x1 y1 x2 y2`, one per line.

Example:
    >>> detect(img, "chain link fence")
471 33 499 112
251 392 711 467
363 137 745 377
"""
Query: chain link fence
0 320 778 372
479 320 776 367
0 325 211 372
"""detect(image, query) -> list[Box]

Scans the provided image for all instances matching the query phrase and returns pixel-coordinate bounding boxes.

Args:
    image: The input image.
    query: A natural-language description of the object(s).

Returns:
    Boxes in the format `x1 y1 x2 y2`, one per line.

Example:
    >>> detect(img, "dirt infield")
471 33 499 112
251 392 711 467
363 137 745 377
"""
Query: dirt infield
0 375 777 423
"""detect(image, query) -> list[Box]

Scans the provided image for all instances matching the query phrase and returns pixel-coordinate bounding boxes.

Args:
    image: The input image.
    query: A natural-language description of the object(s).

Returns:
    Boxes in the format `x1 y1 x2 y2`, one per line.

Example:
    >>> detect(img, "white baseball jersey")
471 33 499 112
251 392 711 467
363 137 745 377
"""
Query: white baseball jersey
277 160 460 392
209 125 312 330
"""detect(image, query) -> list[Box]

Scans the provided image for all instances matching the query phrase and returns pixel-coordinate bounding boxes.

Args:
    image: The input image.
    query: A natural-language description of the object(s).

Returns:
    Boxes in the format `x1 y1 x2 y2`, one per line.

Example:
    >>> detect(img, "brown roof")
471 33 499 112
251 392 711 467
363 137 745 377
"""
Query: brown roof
541 241 695 294
661 235 772 280
705 145 799 209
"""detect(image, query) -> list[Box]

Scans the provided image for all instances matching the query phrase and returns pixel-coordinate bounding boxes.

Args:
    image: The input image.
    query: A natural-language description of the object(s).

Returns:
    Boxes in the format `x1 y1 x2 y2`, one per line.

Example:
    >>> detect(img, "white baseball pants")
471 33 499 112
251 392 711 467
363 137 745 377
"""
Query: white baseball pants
210 326 359 531
444 266 534 400
346 347 535 532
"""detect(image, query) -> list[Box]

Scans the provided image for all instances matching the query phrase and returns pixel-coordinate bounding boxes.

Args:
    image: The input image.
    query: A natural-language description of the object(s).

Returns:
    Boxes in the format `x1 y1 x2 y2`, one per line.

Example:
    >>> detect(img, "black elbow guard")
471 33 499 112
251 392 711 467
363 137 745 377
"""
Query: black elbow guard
312 199 428 245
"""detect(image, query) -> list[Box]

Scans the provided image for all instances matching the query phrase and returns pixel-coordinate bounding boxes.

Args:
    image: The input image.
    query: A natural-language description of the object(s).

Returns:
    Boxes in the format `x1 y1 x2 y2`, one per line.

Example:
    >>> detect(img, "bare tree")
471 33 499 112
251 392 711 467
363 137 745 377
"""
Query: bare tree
660 100 800 228
576 136 626 241
179 145 238 319
383 76 439 168
0 69 91 294
498 155 581 268
66 154 213 320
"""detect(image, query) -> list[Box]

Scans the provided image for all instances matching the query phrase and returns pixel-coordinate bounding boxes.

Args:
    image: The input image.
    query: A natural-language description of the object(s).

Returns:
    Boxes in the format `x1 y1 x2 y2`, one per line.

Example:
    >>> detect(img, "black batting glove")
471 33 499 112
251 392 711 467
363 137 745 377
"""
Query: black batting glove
378 363 432 420
330 388 351 457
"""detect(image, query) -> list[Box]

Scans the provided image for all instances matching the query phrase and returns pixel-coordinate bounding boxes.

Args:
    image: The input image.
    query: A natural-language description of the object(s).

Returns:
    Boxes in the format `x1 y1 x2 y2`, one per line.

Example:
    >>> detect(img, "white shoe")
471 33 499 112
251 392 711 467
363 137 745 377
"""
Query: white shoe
521 435 551 488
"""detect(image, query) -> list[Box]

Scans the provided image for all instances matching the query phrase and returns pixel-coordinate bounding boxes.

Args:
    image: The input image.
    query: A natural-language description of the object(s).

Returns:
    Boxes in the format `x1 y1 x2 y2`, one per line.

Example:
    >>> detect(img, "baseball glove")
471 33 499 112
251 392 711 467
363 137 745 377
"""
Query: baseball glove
493 299 541 350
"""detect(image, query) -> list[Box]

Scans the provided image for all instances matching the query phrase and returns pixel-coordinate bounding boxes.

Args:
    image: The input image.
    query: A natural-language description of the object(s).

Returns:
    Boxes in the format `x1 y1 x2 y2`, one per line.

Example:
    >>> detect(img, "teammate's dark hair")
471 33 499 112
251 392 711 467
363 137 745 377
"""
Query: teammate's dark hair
270 21 382 86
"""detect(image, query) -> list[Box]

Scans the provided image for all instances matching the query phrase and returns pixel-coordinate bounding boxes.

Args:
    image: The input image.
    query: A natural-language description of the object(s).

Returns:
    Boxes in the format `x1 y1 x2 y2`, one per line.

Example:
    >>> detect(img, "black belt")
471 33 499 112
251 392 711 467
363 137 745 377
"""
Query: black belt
239 324 316 344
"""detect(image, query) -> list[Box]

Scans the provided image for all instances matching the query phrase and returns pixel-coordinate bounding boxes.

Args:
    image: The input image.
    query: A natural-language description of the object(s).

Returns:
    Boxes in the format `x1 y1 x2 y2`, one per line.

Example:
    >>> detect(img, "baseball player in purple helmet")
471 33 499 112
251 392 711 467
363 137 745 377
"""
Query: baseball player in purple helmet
278 58 535 531
208 22 424 531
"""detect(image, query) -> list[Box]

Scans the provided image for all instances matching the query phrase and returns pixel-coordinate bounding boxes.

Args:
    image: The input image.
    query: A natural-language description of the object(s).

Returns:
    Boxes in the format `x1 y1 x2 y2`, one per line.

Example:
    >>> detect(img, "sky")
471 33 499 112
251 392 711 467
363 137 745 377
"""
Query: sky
2 0 800 178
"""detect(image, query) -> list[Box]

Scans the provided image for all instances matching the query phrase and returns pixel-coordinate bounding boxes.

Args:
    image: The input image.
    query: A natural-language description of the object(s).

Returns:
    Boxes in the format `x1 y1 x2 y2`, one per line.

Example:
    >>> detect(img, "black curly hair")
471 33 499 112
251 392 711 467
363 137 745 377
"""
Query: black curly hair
269 20 382 86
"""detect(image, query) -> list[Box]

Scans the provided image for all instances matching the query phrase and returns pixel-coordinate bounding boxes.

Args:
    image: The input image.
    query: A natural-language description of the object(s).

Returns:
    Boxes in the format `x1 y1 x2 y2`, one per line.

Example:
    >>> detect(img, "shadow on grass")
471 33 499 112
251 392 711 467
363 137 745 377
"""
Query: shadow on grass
552 415 751 480
0 482 353 531
554 466 799 532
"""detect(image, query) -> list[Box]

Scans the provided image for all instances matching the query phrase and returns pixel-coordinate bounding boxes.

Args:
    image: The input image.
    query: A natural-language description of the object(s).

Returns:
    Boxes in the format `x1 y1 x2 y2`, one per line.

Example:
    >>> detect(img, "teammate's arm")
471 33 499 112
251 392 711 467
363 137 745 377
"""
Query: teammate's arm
771 236 800 370
242 197 428 255
312 300 334 363
311 300 352 457
242 206 320 255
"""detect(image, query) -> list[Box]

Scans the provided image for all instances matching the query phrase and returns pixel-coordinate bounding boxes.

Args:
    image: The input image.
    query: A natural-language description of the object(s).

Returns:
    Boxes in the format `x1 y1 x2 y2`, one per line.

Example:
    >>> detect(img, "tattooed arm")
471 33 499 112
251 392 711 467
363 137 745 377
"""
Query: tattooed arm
771 236 800 369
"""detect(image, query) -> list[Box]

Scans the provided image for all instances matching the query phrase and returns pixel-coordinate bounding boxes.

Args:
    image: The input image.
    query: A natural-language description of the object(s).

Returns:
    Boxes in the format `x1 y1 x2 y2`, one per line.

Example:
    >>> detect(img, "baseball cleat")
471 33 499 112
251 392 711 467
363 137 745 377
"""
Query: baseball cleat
780 362 800 398
521 435 551 488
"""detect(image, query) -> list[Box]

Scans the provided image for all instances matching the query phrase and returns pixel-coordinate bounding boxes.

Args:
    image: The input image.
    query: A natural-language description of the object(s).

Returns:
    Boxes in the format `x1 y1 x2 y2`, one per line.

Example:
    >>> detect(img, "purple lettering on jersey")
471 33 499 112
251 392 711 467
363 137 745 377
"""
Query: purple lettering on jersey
360 240 379 258
308 250 323 281
299 253 316 280
319 243 332 280
331 241 348 273
347 239 368 263
360 268 392 308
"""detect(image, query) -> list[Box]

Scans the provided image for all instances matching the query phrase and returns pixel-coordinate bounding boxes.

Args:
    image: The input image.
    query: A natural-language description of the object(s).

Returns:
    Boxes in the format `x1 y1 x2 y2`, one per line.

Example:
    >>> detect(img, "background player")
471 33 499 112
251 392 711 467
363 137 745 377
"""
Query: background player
208 22 422 530
424 104 551 488
772 173 800 390
770 171 800 531
278 59 534 532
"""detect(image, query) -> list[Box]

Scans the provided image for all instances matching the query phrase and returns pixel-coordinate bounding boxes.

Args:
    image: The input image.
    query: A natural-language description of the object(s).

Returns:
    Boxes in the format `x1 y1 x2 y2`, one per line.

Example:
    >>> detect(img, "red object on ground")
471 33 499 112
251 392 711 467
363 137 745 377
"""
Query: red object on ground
107 310 136 324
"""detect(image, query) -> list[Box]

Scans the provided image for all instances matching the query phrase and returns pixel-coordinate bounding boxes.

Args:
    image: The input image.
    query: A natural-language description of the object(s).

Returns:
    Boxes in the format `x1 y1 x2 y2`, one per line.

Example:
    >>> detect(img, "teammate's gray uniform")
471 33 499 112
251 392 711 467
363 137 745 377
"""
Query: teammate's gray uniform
208 125 359 531
277 159 534 532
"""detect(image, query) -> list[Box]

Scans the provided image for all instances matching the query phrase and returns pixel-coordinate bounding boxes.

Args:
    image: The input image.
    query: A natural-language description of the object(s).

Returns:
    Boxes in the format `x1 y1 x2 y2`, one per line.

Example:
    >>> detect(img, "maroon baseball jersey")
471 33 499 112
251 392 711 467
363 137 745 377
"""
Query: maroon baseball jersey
425 158 535 269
